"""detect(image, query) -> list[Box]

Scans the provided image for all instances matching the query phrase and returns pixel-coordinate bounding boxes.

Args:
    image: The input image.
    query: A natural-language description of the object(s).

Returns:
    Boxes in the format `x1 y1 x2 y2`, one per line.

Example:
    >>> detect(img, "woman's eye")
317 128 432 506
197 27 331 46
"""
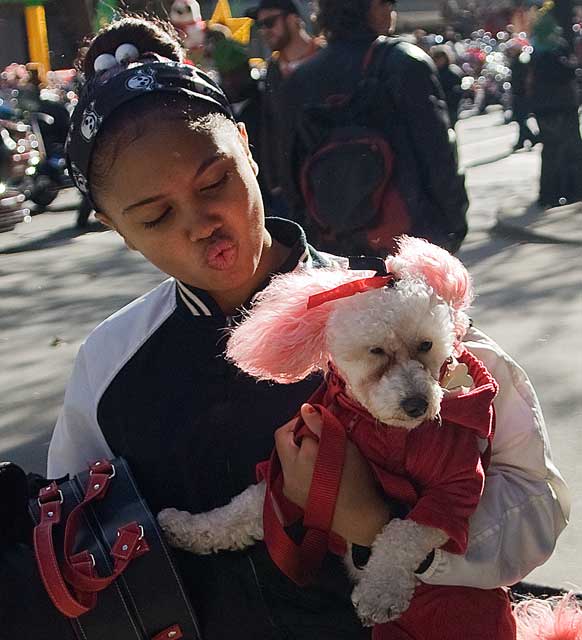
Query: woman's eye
143 208 172 230
200 172 230 193
370 347 385 355
418 341 433 353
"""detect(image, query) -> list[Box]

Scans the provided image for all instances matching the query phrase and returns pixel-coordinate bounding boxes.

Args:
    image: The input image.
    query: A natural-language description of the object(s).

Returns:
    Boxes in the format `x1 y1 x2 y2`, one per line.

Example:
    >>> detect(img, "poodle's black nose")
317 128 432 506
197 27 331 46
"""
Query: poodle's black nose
401 396 428 418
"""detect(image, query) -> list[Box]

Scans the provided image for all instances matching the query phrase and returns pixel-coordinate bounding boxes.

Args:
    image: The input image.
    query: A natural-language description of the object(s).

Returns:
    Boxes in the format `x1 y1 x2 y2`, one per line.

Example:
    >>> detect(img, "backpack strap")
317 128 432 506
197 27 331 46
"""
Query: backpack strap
351 36 401 130
360 36 401 86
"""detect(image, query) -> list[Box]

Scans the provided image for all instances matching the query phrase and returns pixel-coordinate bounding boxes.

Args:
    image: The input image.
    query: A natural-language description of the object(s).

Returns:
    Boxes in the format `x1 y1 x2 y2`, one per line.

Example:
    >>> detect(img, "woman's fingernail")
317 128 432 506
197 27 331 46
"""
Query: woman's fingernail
302 404 314 413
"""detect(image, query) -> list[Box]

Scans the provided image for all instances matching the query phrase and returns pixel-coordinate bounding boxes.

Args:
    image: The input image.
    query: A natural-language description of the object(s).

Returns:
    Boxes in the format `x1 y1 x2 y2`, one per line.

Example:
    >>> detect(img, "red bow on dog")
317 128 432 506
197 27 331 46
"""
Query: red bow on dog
306 275 397 310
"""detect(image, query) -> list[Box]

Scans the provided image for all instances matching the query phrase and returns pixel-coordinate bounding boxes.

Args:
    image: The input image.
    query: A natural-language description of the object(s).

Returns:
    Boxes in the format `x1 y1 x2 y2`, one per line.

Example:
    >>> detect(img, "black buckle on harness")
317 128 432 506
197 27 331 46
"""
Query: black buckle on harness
348 255 389 277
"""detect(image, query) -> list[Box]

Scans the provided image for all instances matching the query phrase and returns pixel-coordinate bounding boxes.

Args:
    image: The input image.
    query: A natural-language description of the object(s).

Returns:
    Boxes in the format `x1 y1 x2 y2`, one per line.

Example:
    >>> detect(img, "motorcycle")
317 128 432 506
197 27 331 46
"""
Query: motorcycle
27 99 73 209
0 117 41 187
0 186 29 233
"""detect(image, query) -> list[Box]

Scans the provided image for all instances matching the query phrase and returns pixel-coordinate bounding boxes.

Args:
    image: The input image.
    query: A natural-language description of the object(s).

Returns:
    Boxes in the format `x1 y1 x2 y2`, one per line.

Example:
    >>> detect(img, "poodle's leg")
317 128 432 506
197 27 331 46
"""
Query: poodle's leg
157 481 266 554
350 519 448 625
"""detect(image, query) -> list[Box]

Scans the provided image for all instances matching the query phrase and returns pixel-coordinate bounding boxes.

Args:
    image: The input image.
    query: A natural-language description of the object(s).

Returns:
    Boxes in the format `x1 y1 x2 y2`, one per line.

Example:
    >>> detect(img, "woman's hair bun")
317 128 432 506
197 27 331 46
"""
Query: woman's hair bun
80 15 184 79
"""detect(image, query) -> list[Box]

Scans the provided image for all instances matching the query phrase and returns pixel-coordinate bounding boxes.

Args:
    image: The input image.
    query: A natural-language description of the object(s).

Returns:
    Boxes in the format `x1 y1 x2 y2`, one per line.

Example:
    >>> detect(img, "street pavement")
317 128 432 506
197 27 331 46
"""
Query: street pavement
0 109 580 589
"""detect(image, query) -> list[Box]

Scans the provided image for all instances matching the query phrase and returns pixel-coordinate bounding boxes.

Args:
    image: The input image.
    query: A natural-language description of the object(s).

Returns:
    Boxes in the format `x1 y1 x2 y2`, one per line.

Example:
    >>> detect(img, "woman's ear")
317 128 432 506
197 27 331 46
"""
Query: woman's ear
95 211 136 251
95 211 113 229
237 122 259 176
237 121 249 142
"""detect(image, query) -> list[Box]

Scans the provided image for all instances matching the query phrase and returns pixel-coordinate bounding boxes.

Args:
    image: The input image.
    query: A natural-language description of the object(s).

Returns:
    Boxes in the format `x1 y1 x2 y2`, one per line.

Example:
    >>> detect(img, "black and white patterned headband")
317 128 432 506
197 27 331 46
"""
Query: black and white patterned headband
66 54 236 207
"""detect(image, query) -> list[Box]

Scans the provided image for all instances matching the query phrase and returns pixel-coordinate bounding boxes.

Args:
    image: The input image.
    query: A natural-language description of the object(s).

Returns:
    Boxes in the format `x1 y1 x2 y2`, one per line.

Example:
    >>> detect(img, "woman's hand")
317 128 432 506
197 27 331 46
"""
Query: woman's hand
274 404 391 546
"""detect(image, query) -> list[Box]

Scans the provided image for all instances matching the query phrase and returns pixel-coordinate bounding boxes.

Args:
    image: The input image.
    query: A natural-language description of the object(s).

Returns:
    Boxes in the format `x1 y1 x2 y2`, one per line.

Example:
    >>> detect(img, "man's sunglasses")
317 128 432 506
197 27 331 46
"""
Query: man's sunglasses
256 12 287 29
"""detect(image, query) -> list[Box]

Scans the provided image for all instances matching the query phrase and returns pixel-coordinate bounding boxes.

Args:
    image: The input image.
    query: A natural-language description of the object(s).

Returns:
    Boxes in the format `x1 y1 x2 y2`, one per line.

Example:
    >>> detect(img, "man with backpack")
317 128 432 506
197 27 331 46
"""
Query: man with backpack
278 0 469 256
247 0 322 214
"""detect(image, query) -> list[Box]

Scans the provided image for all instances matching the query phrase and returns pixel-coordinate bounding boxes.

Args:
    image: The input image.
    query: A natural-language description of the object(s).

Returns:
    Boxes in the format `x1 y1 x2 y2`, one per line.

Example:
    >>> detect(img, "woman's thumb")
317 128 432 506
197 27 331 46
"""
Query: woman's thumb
301 403 323 437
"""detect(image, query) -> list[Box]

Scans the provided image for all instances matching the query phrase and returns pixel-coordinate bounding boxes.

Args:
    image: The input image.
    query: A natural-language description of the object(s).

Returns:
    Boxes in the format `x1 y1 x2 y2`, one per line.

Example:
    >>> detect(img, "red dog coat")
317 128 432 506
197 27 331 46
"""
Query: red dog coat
257 348 516 639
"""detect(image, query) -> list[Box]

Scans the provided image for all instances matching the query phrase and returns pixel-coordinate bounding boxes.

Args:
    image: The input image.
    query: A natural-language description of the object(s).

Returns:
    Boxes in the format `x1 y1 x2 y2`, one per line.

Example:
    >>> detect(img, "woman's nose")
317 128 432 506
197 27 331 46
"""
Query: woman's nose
185 210 222 242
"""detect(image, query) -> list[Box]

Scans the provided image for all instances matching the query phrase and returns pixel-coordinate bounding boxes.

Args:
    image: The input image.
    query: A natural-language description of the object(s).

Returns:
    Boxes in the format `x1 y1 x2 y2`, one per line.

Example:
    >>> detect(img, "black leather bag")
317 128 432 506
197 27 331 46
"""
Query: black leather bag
0 458 201 640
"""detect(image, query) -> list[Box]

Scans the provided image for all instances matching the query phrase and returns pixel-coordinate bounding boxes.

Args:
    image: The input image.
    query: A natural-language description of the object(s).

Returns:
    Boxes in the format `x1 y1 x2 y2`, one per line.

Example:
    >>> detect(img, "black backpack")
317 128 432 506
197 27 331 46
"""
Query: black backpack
296 36 412 257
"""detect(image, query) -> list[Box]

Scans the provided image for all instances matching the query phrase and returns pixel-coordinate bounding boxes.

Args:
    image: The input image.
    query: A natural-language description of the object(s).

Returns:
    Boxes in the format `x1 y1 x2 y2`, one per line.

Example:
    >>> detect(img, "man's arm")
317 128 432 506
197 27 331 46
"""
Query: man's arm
47 343 113 478
417 327 570 588
388 47 469 249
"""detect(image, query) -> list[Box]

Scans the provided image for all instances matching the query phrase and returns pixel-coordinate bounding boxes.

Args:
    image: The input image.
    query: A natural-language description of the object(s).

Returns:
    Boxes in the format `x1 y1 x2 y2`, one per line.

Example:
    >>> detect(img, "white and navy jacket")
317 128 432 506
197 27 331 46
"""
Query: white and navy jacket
48 218 570 638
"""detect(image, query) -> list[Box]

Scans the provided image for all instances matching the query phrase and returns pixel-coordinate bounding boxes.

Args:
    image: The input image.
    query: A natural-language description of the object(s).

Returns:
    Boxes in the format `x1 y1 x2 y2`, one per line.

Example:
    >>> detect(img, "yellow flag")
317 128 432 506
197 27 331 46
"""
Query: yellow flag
210 0 232 24
230 19 252 44
24 5 51 80
209 0 253 45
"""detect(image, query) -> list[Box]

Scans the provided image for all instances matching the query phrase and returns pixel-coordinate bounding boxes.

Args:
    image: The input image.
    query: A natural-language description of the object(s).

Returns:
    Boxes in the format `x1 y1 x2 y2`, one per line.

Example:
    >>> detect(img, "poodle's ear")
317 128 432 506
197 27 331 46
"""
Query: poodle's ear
387 236 474 311
226 268 371 383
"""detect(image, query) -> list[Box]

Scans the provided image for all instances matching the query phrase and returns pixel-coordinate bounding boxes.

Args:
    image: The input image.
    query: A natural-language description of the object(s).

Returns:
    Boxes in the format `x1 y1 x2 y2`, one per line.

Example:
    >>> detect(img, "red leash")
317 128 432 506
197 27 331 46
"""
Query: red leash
260 405 348 585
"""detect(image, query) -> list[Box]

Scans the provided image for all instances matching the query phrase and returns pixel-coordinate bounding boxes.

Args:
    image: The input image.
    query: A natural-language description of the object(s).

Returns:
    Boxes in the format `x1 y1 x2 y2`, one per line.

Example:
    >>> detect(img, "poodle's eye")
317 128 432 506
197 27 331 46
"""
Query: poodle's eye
370 347 386 355
418 341 433 353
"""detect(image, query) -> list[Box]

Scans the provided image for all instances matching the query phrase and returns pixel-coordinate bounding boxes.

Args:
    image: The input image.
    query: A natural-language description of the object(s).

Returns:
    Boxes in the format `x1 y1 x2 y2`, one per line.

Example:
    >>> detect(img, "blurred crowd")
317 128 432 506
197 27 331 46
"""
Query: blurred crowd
2 0 582 238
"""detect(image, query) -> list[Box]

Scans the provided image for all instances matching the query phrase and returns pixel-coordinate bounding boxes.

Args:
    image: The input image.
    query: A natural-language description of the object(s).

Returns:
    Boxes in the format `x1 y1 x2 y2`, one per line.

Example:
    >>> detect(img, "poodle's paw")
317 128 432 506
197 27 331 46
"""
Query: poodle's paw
157 507 182 539
157 507 192 549
351 568 417 625
157 508 216 554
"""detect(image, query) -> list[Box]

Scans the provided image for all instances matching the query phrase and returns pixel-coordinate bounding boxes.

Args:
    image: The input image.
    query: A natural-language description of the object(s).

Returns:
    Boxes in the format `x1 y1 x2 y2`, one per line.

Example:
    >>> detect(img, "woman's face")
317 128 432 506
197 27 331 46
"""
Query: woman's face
97 116 266 294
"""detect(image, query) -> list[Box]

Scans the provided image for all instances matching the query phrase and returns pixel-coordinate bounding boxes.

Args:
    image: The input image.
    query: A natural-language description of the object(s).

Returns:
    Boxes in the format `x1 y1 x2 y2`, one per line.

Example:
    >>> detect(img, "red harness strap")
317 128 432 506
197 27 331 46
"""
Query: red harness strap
260 404 348 585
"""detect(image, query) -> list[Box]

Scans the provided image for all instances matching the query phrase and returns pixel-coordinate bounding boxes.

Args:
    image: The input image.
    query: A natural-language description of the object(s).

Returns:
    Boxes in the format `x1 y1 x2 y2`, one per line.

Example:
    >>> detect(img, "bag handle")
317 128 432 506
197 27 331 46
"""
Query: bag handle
34 482 91 618
33 460 149 618
262 406 347 585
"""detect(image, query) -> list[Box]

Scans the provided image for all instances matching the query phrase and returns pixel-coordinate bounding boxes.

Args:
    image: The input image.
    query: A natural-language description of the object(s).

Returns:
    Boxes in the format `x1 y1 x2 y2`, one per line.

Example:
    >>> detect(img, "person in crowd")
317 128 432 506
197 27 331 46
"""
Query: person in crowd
431 45 463 128
47 14 569 640
413 28 431 53
278 0 469 254
247 0 321 214
506 39 538 152
530 5 582 207
199 22 233 76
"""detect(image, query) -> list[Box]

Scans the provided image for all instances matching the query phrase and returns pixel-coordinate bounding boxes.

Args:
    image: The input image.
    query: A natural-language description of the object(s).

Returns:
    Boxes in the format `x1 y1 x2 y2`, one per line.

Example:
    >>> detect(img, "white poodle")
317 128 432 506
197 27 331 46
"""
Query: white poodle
158 237 501 633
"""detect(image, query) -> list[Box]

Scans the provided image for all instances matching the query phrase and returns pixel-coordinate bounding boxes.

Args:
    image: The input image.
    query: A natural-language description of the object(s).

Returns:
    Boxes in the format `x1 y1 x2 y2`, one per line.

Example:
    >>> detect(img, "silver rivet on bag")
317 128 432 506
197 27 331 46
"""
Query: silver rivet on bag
93 483 100 490
47 511 54 517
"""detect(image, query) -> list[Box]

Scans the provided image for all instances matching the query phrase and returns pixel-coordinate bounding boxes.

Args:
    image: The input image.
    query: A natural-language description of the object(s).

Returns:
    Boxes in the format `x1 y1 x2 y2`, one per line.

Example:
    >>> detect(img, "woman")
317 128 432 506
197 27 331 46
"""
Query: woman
48 15 569 640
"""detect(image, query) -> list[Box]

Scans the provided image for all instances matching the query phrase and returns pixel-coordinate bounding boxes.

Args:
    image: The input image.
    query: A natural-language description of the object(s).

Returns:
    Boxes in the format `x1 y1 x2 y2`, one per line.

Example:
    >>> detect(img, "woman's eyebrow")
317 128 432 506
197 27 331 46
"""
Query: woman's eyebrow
122 194 164 215
121 155 226 215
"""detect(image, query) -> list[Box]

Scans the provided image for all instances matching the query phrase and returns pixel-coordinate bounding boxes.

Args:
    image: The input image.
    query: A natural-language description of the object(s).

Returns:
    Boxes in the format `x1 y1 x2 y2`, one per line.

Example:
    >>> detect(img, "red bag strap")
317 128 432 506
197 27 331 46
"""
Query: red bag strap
33 460 149 618
262 406 348 585
33 482 91 618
